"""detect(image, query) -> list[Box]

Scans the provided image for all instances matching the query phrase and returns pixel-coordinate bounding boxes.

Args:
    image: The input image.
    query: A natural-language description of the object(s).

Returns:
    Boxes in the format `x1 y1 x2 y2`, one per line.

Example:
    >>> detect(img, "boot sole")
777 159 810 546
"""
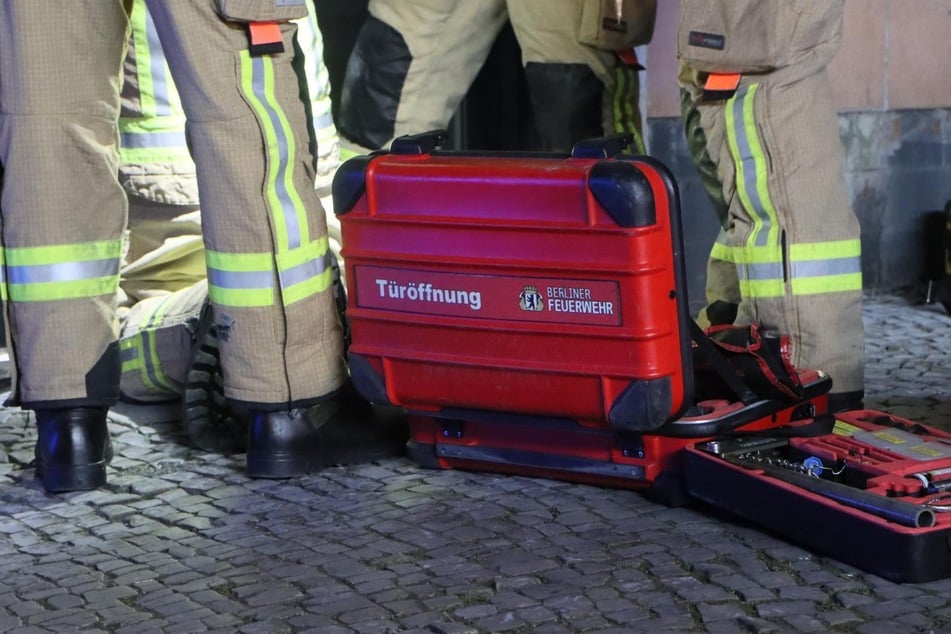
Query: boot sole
246 452 325 479
246 445 404 479
40 461 108 493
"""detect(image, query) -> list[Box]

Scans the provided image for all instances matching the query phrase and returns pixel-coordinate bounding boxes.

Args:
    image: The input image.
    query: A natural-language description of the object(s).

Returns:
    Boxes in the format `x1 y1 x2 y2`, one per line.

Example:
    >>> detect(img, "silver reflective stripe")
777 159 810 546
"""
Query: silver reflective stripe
251 56 302 250
144 7 172 116
313 111 335 132
7 259 119 284
737 261 784 282
277 252 330 290
120 346 139 363
730 85 771 248
120 130 188 149
207 268 274 290
791 256 862 279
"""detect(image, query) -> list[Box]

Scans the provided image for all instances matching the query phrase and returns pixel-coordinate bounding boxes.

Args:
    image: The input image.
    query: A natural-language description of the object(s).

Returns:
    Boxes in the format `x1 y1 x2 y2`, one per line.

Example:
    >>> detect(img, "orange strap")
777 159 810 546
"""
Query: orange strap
616 48 644 70
703 73 741 93
248 21 283 56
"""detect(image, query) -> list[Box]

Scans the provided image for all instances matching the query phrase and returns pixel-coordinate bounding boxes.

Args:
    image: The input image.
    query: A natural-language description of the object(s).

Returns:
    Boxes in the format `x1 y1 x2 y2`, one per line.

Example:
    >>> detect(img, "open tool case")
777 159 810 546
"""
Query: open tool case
685 409 951 582
333 131 829 505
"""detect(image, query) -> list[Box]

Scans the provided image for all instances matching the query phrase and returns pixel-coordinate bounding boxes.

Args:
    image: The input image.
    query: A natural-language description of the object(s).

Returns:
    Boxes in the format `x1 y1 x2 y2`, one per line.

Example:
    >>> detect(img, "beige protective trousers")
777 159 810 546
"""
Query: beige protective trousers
0 0 345 410
117 0 346 403
678 0 864 395
340 0 653 152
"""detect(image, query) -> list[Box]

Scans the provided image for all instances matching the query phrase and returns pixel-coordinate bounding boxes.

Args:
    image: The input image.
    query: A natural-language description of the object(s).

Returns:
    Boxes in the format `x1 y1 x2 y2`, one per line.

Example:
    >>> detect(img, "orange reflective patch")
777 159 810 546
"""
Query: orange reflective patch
248 21 284 56
704 73 741 92
249 21 282 46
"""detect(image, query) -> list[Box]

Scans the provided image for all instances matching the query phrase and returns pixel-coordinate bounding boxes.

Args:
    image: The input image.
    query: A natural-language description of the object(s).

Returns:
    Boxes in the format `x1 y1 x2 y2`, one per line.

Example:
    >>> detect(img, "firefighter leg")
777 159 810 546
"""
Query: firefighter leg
337 0 508 150
506 0 615 152
723 73 864 407
679 64 740 327
0 0 131 490
148 0 406 475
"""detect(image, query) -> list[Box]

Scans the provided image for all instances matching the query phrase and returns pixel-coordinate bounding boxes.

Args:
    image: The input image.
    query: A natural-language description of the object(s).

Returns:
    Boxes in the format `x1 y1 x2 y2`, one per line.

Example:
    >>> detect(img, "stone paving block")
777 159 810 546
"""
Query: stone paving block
2 296 951 631
896 611 940 630
28 607 101 629
780 613 829 632
706 616 780 633
755 600 820 619
819 608 863 628
428 622 480 634
695 601 748 623
854 619 913 634
856 597 928 620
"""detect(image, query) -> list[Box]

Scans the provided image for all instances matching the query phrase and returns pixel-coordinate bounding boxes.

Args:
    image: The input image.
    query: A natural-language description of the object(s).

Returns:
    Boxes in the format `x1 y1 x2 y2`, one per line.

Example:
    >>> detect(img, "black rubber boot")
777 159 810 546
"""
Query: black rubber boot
34 407 113 493
524 62 604 153
181 300 245 453
246 386 408 479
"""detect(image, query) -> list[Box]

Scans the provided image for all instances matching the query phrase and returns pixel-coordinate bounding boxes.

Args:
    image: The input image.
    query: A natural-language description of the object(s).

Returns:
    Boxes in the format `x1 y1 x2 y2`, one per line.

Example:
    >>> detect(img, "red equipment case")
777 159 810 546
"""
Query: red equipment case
333 131 829 503
684 409 951 582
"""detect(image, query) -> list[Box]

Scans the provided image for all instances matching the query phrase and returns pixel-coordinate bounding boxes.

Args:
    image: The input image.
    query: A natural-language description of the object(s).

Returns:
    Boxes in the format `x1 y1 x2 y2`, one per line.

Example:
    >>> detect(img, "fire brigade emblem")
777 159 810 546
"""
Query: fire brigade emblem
519 285 544 312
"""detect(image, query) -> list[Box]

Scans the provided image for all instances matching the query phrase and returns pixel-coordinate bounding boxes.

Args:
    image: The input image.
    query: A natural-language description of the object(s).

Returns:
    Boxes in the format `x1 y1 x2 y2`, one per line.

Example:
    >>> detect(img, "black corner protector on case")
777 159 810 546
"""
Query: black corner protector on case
346 353 392 406
609 377 673 432
588 160 656 227
332 154 376 217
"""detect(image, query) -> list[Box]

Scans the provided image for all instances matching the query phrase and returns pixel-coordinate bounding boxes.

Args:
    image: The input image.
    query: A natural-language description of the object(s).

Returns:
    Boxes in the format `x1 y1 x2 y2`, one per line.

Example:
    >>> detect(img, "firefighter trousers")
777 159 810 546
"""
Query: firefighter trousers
0 0 345 410
338 0 651 153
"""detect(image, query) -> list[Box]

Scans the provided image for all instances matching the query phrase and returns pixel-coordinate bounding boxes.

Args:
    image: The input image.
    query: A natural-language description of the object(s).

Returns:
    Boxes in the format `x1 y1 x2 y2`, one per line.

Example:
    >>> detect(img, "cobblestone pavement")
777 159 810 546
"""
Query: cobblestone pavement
1 294 950 633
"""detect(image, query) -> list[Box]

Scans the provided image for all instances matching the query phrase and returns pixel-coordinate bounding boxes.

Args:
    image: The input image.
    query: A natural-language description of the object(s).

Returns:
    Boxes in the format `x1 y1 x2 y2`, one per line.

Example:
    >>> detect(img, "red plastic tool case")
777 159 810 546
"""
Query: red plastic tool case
685 409 951 582
333 132 829 503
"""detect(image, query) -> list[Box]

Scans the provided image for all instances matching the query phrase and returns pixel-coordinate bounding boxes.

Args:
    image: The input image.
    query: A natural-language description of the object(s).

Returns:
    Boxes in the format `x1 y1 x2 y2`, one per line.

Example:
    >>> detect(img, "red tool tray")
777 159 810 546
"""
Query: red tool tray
684 409 951 582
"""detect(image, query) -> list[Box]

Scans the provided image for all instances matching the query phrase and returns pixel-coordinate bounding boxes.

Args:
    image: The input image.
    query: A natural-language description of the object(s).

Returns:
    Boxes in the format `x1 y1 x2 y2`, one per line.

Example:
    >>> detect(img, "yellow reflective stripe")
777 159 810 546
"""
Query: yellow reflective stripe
5 241 121 301
0 248 6 301
728 242 786 298
726 84 780 249
209 286 274 308
118 119 191 164
276 237 333 305
206 249 272 273
206 249 275 308
239 51 310 254
789 239 863 295
8 279 118 302
612 65 646 154
281 267 332 305
732 238 864 297
128 0 181 118
119 144 192 165
709 239 734 262
275 237 332 305
120 338 141 374
791 273 862 295
7 241 121 265
789 239 861 260
730 244 782 265
122 1 187 166
739 278 785 298
140 295 176 393
277 236 328 270
120 310 177 396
